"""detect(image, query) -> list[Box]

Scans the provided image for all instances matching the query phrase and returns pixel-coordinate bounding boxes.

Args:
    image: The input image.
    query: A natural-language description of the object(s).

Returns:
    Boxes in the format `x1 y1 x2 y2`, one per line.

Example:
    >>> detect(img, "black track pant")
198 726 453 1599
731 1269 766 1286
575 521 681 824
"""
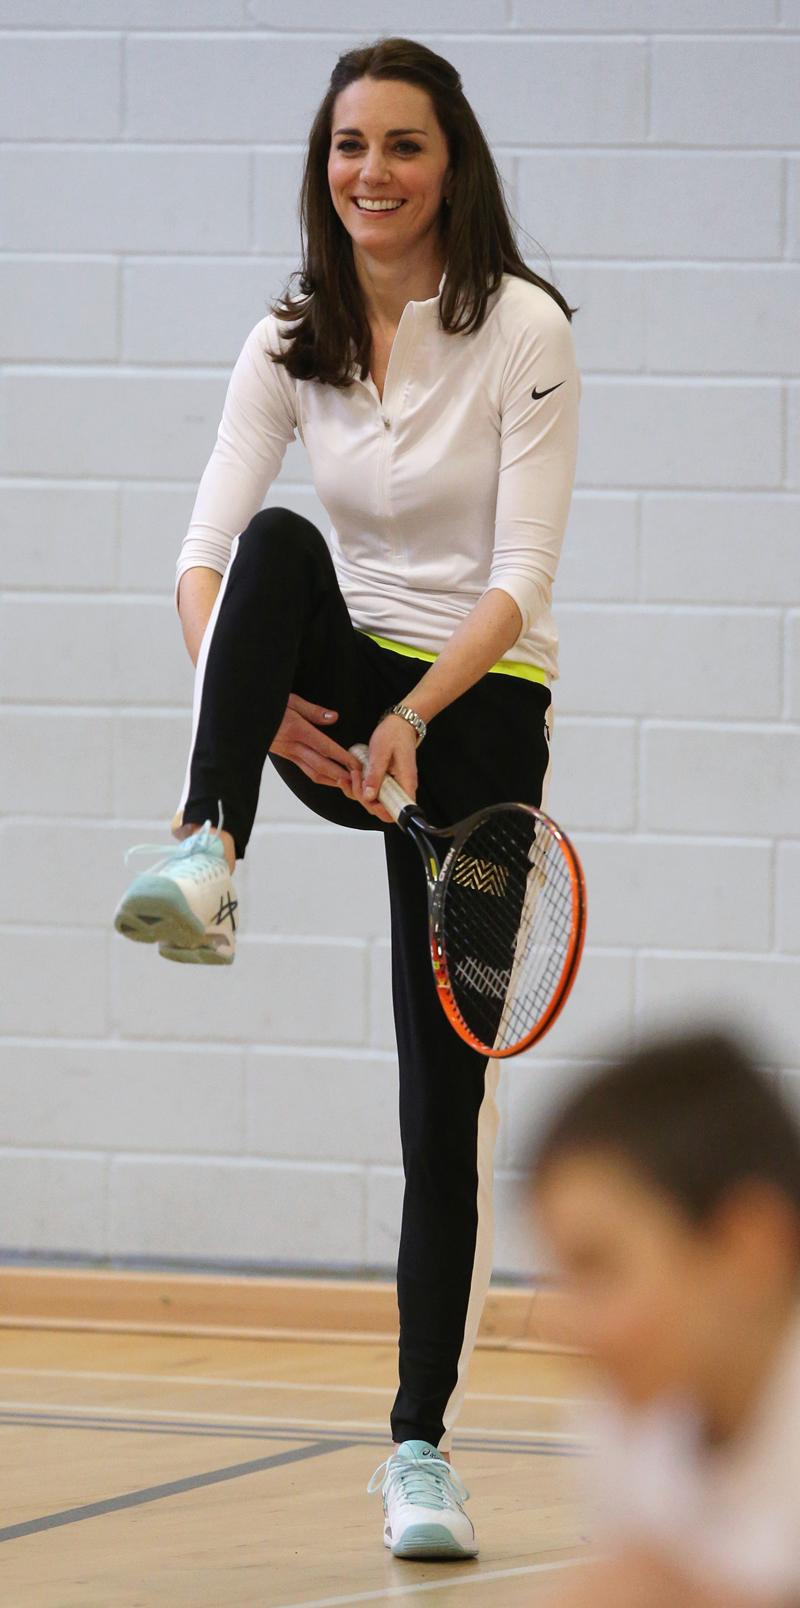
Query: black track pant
175 507 553 1450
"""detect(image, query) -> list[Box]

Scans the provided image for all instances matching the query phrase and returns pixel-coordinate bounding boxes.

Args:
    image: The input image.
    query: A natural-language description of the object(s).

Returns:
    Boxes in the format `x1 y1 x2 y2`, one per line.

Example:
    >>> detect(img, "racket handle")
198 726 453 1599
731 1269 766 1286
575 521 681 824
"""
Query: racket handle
348 742 415 822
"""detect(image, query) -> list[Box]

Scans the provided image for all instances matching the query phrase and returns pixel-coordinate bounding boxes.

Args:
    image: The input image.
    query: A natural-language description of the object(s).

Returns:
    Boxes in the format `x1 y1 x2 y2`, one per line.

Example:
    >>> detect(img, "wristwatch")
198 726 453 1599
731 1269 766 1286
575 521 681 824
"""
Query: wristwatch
383 702 427 746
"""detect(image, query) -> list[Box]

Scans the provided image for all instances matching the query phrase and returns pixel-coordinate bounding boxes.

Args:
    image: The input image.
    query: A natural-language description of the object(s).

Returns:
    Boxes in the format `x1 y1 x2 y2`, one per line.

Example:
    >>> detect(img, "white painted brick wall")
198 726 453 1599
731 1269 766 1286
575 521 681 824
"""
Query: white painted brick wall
2 3 798 1283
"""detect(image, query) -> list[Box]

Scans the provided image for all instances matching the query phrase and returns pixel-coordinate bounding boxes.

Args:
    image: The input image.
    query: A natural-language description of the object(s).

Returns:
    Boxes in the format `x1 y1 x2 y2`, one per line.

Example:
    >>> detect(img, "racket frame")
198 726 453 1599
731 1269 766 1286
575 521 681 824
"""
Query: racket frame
348 743 586 1058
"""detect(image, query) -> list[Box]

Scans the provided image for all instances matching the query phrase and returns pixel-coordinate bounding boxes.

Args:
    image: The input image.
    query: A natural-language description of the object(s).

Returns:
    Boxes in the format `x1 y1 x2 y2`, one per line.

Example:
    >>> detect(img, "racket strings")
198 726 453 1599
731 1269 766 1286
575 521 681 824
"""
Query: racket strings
439 810 577 1054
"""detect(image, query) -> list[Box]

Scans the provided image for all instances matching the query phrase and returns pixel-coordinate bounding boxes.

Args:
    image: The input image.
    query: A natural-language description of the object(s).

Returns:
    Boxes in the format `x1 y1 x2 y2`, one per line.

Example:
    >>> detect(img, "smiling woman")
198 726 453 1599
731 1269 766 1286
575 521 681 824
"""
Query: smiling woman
270 39 576 390
113 32 582 1567
323 76 456 403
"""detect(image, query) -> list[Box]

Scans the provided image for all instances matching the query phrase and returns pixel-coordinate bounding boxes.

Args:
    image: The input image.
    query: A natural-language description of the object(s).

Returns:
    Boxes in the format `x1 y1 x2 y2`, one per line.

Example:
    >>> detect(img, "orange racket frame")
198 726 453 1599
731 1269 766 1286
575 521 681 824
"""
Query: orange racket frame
349 743 587 1059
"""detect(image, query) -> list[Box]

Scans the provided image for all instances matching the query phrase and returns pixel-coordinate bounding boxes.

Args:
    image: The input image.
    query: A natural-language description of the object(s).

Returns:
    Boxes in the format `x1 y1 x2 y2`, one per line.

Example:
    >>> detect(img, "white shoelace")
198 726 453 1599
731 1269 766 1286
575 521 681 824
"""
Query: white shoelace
123 819 225 882
367 1450 470 1509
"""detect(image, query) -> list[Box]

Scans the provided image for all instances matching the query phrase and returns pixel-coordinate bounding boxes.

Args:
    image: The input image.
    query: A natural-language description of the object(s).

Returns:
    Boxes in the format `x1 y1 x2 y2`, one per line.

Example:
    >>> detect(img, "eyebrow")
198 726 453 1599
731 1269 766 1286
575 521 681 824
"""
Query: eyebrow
333 127 429 137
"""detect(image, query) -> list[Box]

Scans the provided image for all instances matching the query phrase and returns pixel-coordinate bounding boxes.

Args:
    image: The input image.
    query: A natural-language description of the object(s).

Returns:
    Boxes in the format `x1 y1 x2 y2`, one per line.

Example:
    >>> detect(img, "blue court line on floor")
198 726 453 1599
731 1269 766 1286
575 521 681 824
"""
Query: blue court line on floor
0 1408 585 1546
0 1438 351 1544
0 1407 584 1459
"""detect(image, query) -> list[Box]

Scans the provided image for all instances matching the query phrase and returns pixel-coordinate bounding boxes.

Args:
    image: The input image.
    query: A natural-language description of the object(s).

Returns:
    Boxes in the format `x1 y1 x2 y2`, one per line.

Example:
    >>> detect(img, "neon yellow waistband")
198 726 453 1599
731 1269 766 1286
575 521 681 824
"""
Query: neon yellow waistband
359 629 549 685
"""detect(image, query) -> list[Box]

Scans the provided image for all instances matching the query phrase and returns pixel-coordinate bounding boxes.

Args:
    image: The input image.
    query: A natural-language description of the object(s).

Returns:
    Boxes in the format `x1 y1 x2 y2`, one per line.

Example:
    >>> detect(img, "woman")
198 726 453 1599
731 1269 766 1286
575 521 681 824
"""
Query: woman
114 35 581 1561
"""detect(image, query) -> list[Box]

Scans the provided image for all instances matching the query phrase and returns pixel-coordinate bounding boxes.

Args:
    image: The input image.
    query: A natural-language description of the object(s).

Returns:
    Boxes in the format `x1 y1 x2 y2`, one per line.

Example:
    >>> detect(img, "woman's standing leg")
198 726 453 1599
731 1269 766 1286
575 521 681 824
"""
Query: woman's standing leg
384 821 499 1453
384 672 553 1455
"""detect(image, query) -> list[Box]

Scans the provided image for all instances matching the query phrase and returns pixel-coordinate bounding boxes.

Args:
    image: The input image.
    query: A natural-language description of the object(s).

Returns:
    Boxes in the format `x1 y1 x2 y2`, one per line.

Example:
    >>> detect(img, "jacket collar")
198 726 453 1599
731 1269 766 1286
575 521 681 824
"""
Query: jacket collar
347 266 447 373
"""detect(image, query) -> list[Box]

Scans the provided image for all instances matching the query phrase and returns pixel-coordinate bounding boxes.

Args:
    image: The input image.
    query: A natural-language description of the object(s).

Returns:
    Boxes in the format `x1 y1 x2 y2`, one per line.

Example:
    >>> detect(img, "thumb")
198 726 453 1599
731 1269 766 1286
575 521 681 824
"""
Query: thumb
362 756 385 801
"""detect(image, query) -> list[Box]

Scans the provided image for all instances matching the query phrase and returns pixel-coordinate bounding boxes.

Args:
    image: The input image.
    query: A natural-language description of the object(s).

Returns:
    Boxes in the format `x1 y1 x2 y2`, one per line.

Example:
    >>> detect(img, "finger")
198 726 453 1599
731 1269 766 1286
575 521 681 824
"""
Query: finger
338 767 385 815
349 761 365 802
289 737 350 777
300 764 344 787
358 793 393 823
291 745 348 786
324 735 372 771
296 725 367 771
288 693 338 725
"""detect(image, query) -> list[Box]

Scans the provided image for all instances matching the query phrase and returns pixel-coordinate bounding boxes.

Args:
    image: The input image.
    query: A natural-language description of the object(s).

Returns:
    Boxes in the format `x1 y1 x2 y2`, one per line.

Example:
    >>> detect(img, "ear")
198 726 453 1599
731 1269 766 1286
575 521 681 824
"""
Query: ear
712 1182 800 1290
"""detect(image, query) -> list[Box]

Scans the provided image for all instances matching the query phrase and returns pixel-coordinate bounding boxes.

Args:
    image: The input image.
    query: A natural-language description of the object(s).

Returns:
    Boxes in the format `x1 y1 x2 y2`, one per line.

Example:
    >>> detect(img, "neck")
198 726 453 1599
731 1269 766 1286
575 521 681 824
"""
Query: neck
699 1291 798 1448
353 241 446 328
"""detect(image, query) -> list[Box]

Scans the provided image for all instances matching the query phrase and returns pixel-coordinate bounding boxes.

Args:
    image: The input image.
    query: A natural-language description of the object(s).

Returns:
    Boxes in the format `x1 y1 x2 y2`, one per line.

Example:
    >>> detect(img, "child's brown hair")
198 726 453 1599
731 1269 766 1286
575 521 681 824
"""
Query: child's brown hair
529 1024 800 1228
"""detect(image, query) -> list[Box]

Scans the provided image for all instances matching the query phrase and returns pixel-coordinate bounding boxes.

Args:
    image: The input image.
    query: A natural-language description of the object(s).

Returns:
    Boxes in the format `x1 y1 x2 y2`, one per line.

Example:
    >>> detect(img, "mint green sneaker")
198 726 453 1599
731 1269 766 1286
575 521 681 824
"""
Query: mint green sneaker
113 821 238 965
367 1440 478 1559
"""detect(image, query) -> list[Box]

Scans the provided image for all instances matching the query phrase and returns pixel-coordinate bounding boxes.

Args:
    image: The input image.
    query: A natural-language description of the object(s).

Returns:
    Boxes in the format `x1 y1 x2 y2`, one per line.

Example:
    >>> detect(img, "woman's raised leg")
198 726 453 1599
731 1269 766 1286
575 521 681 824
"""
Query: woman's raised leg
173 506 377 861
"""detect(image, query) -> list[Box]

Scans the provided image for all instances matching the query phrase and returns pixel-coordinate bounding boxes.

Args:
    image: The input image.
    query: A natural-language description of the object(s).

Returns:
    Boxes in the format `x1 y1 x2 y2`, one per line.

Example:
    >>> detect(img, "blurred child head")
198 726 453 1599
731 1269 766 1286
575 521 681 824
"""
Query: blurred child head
527 1025 800 1414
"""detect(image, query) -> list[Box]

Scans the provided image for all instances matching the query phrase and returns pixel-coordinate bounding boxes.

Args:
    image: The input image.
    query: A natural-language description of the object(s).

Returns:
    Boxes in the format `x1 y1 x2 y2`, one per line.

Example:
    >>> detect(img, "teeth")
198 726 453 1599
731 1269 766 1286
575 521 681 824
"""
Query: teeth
355 199 405 211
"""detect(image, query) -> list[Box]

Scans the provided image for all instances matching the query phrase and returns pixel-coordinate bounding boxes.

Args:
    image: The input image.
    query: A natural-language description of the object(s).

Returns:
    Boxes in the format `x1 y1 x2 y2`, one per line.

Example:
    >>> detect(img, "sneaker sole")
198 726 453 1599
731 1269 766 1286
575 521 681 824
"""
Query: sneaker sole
390 1524 478 1560
114 876 207 949
158 942 234 967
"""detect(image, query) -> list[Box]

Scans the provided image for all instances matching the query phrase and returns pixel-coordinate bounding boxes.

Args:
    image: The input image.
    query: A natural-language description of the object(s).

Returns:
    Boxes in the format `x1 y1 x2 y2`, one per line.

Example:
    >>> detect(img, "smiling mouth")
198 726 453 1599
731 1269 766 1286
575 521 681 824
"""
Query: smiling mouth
352 198 407 213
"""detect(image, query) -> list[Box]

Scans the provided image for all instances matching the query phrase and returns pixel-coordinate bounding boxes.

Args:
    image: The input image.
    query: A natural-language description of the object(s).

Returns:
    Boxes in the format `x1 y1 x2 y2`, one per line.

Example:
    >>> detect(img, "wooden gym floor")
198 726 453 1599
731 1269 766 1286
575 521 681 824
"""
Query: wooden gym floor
0 1277 592 1607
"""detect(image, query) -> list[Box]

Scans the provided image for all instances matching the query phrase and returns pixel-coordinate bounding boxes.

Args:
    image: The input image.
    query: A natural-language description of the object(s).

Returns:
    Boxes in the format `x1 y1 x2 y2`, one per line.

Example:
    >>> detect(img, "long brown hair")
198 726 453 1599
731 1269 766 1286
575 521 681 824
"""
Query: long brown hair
268 35 579 388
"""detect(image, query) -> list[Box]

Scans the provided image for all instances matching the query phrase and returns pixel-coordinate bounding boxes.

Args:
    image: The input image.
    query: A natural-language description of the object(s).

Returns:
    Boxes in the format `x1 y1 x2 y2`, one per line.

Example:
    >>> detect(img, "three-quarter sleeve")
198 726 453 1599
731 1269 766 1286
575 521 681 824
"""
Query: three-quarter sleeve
486 298 581 640
174 314 297 608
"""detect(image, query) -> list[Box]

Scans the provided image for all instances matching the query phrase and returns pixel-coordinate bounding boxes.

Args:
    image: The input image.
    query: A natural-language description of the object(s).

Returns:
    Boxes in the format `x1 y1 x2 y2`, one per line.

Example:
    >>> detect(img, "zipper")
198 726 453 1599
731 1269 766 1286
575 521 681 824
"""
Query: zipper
373 308 414 554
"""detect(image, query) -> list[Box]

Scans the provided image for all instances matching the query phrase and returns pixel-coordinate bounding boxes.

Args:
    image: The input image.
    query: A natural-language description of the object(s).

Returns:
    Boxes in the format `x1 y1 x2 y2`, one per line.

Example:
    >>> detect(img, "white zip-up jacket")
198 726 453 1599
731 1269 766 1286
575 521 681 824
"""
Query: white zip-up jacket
175 269 582 682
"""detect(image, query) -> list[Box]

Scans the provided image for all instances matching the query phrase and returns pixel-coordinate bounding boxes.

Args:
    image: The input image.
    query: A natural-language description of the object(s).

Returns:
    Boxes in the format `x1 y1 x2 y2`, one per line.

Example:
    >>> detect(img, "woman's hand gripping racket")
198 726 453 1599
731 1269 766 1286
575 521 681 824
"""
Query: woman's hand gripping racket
348 742 586 1059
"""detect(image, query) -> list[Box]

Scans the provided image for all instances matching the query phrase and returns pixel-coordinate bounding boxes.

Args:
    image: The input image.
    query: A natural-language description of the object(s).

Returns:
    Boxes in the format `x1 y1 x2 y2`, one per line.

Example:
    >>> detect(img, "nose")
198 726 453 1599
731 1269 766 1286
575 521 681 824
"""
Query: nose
359 146 391 186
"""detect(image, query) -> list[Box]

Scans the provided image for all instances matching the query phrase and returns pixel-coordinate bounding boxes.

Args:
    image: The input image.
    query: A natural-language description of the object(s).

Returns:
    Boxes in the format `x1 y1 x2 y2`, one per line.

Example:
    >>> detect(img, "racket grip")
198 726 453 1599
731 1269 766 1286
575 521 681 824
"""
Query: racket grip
348 742 415 822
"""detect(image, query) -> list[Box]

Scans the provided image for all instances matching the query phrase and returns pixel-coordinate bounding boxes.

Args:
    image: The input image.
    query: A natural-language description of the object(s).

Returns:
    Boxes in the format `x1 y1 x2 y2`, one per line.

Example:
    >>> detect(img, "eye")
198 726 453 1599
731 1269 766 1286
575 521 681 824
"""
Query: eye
335 140 421 155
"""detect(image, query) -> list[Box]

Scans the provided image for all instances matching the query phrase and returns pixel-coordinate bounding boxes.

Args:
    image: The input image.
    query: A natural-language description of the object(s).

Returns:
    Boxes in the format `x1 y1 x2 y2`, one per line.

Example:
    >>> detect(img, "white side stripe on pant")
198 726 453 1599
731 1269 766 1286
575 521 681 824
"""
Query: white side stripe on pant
172 530 242 835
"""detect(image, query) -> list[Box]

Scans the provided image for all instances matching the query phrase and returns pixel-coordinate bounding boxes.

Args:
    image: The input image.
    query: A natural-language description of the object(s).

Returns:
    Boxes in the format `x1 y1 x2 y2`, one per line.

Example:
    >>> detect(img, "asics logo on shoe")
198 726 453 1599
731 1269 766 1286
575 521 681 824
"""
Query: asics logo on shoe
531 381 564 400
213 893 238 931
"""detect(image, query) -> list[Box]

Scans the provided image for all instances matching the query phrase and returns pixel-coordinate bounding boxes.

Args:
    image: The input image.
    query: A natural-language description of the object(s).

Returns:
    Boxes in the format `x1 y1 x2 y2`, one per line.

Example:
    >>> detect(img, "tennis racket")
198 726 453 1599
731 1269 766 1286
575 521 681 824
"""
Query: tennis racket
348 742 586 1059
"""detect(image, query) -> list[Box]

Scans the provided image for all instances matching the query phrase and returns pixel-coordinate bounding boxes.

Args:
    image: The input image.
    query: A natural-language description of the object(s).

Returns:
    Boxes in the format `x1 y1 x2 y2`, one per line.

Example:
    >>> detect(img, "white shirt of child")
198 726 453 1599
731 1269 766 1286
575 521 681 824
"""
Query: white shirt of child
582 1304 800 1596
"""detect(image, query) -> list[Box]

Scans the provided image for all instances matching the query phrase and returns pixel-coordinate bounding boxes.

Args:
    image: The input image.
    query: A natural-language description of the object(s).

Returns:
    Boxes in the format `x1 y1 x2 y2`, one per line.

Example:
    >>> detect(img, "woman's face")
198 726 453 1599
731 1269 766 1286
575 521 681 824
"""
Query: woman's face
328 76 452 267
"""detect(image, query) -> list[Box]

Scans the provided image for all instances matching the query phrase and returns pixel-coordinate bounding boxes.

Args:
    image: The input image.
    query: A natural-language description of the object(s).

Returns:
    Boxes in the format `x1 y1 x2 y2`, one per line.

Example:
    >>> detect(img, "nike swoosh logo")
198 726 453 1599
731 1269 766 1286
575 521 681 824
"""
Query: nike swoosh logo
531 381 564 400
